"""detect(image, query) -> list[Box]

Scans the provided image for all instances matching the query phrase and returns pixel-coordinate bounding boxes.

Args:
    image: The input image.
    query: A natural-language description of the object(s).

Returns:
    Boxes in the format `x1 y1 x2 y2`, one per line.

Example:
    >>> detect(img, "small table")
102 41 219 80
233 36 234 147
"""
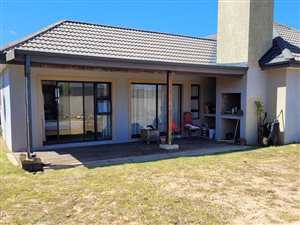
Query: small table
141 129 160 144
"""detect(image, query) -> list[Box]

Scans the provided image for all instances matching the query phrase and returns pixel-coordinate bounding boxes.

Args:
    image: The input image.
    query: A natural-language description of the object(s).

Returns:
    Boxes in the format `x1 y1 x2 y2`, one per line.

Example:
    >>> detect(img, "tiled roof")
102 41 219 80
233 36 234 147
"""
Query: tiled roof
259 22 300 67
1 20 217 65
1 20 298 68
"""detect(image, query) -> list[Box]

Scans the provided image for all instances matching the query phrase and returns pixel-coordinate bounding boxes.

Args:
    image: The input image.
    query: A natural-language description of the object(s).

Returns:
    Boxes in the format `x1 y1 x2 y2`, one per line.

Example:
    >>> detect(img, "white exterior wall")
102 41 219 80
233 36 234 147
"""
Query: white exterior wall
244 67 268 144
266 67 300 144
266 69 286 143
4 64 218 151
285 68 300 143
0 67 13 149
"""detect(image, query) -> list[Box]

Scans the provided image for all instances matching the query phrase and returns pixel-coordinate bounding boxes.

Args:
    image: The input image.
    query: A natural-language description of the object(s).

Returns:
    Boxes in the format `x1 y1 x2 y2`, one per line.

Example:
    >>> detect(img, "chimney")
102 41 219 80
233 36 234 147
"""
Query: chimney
217 0 274 66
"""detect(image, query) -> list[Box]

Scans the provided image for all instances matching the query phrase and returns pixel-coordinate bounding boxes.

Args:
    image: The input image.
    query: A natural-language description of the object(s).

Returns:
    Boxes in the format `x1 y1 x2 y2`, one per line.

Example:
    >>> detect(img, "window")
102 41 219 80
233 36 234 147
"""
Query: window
191 84 200 119
42 81 112 144
131 84 181 137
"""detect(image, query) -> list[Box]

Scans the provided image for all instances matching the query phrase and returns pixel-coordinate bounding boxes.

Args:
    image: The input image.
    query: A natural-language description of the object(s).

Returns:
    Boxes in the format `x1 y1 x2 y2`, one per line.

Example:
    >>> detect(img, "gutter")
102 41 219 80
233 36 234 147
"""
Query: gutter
4 49 248 75
261 60 300 70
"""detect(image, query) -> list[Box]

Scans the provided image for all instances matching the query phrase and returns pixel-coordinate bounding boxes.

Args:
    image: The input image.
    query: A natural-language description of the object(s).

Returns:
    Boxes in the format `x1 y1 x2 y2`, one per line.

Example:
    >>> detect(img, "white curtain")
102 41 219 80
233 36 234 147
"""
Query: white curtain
131 84 181 135
131 84 156 135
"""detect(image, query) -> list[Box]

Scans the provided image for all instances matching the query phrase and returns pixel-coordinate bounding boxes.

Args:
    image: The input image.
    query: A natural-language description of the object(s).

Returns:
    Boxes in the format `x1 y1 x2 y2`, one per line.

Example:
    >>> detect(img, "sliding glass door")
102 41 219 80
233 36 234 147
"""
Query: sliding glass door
57 82 84 142
131 84 181 137
42 81 112 144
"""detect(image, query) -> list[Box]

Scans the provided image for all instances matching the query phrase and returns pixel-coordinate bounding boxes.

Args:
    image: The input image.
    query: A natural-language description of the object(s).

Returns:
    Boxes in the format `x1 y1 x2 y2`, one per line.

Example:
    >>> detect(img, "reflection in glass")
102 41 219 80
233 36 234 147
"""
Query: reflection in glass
97 100 111 113
84 83 95 140
58 82 84 142
97 115 111 140
97 83 110 97
191 85 199 97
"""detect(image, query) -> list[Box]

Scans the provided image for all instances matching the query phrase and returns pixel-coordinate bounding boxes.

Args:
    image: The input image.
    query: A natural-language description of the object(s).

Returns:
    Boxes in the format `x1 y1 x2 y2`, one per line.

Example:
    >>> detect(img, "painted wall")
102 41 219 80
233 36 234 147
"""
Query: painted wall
285 68 300 143
0 67 13 149
266 69 286 143
217 0 274 66
266 67 300 144
4 64 221 151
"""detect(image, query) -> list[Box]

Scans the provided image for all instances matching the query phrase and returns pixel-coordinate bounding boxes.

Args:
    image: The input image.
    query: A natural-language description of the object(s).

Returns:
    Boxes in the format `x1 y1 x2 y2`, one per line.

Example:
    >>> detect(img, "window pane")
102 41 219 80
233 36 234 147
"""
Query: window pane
97 83 110 97
58 82 84 142
131 84 156 135
84 83 95 140
192 112 199 119
97 100 111 113
191 99 199 111
131 84 181 135
157 85 167 132
191 85 199 97
172 85 181 128
97 115 111 140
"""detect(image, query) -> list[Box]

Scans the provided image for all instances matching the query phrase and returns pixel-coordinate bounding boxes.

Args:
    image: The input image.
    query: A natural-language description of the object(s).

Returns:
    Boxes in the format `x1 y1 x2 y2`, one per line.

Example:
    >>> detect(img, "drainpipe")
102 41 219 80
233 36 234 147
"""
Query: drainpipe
24 55 34 158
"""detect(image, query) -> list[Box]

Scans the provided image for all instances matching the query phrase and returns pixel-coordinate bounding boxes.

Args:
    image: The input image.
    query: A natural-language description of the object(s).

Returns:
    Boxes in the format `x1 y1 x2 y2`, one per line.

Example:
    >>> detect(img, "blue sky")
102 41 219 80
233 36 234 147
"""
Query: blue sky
0 0 299 47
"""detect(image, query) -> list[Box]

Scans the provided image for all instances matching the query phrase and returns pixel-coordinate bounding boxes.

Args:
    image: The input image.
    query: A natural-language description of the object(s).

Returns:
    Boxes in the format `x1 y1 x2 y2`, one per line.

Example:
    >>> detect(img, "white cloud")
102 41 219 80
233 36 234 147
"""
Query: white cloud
8 30 18 35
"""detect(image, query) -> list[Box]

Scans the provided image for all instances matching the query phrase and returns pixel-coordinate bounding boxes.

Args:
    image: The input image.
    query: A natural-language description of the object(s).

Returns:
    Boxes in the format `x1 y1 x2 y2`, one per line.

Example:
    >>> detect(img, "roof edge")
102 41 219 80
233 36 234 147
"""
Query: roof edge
261 60 300 70
11 49 248 73
0 20 67 53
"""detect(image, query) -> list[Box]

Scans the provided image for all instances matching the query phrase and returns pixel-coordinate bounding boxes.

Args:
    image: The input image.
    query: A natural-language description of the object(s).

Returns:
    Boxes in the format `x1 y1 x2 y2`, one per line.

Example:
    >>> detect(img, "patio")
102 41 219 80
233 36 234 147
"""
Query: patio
11 138 250 169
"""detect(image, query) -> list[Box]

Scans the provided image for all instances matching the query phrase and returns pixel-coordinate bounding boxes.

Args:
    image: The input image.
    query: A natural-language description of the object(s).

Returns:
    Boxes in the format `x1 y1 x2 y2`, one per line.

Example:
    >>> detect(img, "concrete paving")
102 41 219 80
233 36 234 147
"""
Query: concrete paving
11 138 251 170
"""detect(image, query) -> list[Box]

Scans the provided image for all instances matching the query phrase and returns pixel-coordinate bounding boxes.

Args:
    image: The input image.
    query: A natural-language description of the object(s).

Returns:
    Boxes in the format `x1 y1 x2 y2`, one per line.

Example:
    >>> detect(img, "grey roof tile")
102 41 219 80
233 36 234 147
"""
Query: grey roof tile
259 22 300 66
1 20 217 65
1 20 298 68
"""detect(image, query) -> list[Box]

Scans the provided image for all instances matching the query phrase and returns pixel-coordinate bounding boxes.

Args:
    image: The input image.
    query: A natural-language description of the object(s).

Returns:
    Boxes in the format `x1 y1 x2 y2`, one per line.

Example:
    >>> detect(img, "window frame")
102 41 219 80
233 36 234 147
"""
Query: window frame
191 84 200 119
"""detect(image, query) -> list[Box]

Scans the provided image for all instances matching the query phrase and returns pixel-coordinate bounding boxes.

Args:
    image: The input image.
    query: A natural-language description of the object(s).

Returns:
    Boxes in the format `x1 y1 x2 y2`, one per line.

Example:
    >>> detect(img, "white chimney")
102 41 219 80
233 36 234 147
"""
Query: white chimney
217 0 274 66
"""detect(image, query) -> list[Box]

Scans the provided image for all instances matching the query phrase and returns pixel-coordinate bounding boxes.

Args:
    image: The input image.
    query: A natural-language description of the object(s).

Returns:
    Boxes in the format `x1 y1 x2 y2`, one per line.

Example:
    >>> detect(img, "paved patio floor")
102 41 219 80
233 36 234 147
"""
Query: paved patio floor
12 138 250 169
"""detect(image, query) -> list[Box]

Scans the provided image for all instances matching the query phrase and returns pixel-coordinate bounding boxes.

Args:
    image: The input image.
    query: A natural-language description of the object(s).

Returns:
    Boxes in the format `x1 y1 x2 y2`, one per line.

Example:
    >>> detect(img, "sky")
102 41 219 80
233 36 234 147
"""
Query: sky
0 0 299 47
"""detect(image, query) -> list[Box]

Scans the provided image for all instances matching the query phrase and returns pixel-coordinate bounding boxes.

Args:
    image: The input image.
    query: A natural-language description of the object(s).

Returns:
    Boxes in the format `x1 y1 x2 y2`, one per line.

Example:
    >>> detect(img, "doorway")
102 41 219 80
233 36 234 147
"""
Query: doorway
42 81 112 144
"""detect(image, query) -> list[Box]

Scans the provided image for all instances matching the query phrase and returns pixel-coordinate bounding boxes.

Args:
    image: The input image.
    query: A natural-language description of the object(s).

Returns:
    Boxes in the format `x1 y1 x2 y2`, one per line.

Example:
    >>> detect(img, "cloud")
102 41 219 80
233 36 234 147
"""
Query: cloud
8 30 18 36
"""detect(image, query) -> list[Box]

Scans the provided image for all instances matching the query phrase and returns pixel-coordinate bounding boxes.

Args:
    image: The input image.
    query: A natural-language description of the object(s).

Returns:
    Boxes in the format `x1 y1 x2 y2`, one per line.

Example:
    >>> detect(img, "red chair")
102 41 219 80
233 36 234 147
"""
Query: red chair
183 112 201 139
172 120 181 140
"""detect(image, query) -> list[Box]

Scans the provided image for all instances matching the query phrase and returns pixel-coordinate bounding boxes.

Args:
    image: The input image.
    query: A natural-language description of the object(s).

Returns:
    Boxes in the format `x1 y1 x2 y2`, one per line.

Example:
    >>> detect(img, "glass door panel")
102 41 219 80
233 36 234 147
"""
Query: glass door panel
158 85 181 132
97 115 111 140
131 84 181 137
157 85 167 132
42 81 58 143
131 84 157 136
172 85 181 128
58 82 84 142
84 83 95 140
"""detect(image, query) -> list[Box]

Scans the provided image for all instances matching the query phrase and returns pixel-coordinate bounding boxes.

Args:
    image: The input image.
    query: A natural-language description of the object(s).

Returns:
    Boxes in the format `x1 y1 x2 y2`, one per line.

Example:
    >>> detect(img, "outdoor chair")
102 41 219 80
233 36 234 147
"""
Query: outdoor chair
183 112 201 139
172 120 181 140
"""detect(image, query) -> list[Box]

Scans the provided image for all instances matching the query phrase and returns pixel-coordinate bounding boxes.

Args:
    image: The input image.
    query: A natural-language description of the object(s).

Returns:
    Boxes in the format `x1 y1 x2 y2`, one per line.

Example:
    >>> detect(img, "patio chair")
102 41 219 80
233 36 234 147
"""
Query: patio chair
183 112 201 139
172 120 181 140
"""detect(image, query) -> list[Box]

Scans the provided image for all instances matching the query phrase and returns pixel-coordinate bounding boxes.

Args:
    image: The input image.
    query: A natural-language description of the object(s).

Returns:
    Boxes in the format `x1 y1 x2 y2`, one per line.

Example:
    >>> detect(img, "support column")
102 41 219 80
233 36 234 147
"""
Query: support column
24 55 33 158
167 71 175 145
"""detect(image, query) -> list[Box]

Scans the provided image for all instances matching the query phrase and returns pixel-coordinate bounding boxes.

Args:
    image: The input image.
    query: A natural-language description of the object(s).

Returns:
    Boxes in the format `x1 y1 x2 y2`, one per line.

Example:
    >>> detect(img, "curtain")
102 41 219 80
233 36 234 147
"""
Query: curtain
131 84 156 135
131 84 181 135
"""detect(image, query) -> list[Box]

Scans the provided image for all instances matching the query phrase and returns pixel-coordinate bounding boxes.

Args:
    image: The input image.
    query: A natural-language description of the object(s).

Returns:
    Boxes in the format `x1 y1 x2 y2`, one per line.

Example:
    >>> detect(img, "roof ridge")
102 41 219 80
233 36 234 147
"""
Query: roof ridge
0 20 67 53
64 19 217 42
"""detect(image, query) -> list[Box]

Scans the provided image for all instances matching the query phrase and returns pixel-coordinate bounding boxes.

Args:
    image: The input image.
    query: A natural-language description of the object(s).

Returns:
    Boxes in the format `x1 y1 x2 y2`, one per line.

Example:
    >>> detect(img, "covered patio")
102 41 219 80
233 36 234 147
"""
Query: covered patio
11 138 250 169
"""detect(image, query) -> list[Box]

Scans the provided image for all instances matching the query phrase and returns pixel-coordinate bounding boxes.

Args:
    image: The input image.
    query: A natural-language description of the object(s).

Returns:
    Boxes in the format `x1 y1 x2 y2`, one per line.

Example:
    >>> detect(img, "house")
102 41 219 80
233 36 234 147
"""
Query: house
0 0 299 153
